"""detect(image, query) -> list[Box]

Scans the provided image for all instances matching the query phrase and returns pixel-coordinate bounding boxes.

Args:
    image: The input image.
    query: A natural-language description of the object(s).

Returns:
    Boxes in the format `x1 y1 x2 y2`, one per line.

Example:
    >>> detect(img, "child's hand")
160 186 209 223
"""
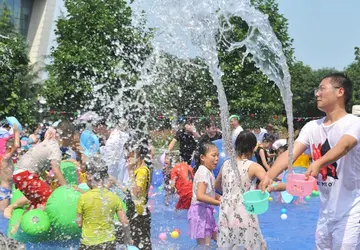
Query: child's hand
267 182 277 193
215 194 222 202
12 123 18 131
72 185 85 194
267 182 286 192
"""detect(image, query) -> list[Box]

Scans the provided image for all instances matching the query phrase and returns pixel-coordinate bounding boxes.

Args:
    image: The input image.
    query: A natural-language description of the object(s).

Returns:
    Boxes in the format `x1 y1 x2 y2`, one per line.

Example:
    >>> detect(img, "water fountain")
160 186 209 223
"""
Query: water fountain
131 0 295 172
1 0 301 248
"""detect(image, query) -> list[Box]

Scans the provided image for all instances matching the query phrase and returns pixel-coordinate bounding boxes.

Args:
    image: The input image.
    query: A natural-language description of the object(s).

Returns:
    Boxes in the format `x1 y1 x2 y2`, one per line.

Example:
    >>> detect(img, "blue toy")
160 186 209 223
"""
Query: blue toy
6 116 23 132
212 139 229 178
80 130 100 156
151 169 164 187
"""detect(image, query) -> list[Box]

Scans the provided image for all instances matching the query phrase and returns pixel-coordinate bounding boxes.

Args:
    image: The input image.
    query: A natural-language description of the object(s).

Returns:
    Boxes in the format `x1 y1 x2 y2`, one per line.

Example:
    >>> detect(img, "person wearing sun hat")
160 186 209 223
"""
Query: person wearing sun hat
229 114 243 146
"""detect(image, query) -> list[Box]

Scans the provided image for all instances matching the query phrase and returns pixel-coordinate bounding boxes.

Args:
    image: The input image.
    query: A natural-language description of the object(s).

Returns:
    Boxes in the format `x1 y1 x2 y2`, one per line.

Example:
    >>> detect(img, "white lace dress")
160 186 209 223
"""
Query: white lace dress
218 159 266 250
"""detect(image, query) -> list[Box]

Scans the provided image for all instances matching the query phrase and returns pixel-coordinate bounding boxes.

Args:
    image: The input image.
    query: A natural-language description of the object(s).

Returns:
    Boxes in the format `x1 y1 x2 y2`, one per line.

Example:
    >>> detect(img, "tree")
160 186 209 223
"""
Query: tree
144 53 219 130
147 0 297 130
0 5 38 125
345 47 360 109
218 0 295 127
43 0 152 127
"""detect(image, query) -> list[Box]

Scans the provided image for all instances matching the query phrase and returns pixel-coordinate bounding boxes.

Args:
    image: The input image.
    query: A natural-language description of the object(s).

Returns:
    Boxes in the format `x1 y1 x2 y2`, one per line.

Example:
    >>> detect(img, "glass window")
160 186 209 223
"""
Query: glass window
0 0 34 37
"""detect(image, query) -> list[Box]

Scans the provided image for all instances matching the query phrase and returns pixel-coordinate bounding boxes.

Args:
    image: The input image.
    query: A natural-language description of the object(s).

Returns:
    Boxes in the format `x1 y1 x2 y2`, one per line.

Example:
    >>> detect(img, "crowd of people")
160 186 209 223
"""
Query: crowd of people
0 72 359 249
163 72 360 249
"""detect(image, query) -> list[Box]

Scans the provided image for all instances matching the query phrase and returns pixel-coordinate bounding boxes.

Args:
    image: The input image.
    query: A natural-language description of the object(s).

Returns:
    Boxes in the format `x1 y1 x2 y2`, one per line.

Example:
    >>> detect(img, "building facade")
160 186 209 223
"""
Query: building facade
1 0 64 69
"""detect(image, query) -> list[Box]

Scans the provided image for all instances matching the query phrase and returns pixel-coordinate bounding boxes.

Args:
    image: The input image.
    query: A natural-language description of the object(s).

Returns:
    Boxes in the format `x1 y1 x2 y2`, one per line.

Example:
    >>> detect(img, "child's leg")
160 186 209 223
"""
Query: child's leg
196 237 212 246
130 210 152 250
4 196 30 218
211 232 217 242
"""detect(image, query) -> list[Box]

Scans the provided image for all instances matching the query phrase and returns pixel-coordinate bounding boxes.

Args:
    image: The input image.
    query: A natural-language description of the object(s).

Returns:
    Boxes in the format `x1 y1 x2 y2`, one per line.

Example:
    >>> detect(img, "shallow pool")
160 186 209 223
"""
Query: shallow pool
149 191 319 250
1 191 319 249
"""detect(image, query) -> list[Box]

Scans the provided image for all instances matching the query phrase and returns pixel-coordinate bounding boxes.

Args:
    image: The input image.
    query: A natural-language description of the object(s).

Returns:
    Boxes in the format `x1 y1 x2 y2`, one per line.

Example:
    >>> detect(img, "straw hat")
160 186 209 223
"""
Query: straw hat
352 105 360 116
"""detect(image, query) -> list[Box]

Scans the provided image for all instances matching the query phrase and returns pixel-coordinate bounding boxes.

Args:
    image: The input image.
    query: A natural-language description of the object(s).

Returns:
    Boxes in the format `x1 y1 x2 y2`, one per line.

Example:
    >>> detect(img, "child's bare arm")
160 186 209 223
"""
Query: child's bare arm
51 160 67 186
196 182 220 206
76 213 82 228
268 182 286 192
117 208 129 226
214 167 223 193
5 124 20 158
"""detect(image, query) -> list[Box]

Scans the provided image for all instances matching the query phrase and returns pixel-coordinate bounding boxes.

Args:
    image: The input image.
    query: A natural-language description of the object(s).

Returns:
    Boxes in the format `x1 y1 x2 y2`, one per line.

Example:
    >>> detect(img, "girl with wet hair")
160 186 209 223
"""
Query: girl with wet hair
188 142 220 246
216 131 285 249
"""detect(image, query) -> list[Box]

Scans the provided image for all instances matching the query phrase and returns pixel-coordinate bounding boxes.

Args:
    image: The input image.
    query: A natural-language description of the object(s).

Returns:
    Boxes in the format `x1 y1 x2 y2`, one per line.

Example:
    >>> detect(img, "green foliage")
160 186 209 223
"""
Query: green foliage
145 53 219 130
44 0 152 120
344 47 360 109
218 0 295 127
0 5 38 125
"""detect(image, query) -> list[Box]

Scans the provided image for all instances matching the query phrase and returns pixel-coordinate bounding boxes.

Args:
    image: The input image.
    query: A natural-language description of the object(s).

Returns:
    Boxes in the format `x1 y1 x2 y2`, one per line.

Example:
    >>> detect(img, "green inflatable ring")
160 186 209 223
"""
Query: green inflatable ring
60 161 78 185
20 209 50 236
45 185 81 238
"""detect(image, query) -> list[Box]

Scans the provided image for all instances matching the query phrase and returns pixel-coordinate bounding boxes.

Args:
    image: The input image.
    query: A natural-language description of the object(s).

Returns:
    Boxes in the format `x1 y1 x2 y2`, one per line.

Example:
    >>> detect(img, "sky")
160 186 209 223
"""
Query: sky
50 0 360 71
277 0 360 70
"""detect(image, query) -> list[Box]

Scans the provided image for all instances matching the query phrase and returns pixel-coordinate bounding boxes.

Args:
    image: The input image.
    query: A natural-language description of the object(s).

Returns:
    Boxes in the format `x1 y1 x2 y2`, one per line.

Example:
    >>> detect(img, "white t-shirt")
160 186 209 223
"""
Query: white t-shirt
191 165 216 204
272 139 287 150
253 128 268 142
102 129 129 185
296 114 360 220
232 125 244 147
16 139 62 173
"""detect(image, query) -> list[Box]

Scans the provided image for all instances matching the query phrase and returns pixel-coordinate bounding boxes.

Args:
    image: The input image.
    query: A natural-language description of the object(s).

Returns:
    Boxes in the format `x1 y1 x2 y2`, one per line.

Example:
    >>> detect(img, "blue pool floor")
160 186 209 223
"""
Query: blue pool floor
0 190 319 250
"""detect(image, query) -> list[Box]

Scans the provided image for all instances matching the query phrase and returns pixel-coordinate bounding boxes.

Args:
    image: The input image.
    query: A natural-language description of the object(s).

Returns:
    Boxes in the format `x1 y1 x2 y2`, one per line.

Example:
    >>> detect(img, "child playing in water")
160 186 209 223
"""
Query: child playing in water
254 133 275 171
215 131 285 249
4 126 69 219
170 161 193 210
163 153 175 206
0 123 20 211
188 142 220 246
77 157 130 250
124 139 152 250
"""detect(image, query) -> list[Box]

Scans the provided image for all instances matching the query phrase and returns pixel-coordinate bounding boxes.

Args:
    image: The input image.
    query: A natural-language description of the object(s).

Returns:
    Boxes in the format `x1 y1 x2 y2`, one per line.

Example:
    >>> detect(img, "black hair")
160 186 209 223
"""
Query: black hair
125 133 149 160
277 145 288 154
235 131 257 156
99 137 105 147
39 123 50 142
322 72 353 105
56 120 75 139
202 119 215 129
263 133 275 143
193 142 216 174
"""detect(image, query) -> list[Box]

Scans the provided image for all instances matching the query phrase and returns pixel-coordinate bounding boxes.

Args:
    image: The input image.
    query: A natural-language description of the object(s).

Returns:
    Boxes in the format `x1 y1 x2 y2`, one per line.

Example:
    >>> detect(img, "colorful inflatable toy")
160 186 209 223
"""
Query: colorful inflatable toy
8 161 127 244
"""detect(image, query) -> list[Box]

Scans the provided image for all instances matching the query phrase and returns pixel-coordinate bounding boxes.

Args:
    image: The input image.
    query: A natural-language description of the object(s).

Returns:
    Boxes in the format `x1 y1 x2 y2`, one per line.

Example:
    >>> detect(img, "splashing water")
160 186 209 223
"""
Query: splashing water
131 0 295 173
